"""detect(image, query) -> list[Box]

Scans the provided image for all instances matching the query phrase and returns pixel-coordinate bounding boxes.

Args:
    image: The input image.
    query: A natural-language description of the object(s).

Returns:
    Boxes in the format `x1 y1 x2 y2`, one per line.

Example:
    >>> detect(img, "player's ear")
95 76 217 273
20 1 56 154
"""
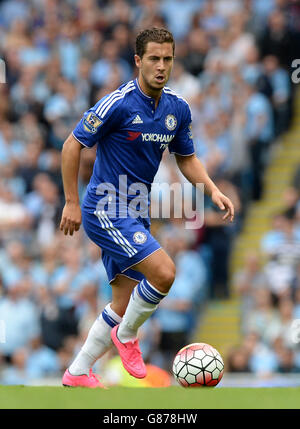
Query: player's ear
134 54 141 69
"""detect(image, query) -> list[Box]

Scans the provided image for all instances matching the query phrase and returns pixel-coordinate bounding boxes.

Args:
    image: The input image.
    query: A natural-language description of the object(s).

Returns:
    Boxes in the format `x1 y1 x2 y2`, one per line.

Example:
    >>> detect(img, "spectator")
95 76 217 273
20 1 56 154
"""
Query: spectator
57 20 81 82
202 177 241 298
266 297 298 350
44 77 87 150
243 288 279 344
272 336 300 373
82 241 112 304
239 331 278 377
292 284 300 317
167 60 201 102
0 184 32 240
16 141 44 193
159 0 202 41
1 348 31 385
241 44 263 84
263 210 300 302
198 0 227 37
90 39 132 88
25 174 63 248
276 346 299 373
226 12 256 68
0 121 26 168
51 245 88 313
262 54 291 136
182 28 209 77
196 117 231 179
111 23 136 68
36 285 70 351
26 337 61 379
0 284 40 360
233 250 268 329
244 80 274 200
292 164 300 194
261 212 289 256
259 9 293 68
226 344 251 373
248 337 278 376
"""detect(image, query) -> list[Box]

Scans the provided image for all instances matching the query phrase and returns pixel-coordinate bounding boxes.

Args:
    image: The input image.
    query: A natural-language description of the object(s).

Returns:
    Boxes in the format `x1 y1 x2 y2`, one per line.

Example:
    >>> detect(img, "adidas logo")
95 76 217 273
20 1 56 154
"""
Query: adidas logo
132 115 143 124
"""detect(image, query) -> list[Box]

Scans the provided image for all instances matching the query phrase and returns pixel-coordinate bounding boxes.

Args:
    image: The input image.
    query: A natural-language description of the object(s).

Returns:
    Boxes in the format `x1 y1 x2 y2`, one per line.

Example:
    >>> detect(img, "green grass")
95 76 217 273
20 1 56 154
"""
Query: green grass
0 386 300 409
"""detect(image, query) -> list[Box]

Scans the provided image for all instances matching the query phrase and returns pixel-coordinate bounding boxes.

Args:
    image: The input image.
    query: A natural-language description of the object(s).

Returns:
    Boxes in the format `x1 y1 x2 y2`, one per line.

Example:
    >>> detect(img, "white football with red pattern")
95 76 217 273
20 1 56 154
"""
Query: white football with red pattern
172 342 224 387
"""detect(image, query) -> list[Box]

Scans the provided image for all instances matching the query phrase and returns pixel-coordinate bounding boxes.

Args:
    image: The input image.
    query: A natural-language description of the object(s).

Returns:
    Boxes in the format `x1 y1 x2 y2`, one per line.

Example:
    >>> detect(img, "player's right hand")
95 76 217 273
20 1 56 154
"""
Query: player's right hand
60 202 82 236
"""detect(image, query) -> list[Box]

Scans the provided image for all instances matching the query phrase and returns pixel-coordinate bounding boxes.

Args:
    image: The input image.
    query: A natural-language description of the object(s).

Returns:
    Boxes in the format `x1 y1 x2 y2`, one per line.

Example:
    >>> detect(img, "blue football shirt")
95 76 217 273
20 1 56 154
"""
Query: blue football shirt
72 78 195 214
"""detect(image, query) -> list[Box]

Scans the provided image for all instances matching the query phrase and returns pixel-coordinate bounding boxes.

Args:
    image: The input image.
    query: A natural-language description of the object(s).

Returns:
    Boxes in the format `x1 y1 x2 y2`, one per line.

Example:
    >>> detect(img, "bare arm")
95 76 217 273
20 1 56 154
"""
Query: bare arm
175 153 235 222
60 133 84 235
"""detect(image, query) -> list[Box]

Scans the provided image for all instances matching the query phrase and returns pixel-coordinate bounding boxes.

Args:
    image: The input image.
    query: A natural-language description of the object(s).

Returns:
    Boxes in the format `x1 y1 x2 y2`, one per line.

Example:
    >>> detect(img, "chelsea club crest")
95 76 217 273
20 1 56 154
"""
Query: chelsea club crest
133 231 147 244
165 114 177 131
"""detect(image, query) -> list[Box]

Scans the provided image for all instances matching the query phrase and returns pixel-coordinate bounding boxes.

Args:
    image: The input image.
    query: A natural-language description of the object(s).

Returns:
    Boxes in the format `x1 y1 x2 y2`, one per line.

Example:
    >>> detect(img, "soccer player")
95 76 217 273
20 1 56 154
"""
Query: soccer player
60 28 234 388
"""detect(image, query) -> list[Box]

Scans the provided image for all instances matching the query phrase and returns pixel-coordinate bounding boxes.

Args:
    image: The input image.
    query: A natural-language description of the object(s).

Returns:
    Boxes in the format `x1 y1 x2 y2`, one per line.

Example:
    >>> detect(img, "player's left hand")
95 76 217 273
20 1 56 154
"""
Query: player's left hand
211 189 235 222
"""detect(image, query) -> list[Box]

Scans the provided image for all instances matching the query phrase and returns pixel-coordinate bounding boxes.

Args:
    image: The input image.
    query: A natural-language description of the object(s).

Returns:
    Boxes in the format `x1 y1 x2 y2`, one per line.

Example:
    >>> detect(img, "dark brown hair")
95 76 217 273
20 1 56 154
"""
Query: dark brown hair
135 27 175 58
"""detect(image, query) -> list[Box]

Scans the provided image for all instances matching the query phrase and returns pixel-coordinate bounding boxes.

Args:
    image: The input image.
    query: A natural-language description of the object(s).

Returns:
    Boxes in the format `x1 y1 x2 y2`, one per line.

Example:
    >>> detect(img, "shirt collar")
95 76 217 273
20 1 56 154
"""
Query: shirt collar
135 78 164 104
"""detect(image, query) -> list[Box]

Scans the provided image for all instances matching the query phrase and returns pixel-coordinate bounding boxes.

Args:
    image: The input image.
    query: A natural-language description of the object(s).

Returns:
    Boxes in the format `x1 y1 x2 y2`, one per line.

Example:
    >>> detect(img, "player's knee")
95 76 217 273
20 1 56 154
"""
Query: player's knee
151 263 176 294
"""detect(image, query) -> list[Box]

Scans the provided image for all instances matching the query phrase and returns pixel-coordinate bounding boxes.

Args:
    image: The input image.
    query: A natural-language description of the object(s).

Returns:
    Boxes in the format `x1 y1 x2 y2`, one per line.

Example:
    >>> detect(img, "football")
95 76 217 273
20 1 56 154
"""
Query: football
172 342 224 387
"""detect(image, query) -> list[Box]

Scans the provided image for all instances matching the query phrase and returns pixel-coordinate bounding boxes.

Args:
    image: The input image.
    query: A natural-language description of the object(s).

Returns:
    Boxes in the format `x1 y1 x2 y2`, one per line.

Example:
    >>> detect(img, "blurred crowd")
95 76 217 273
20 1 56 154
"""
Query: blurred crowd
230 165 300 375
0 0 300 384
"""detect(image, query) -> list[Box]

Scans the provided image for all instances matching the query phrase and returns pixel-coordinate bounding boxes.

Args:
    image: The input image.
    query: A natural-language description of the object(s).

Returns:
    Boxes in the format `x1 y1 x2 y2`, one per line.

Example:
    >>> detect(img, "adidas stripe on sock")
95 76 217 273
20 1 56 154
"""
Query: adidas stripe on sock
117 279 167 343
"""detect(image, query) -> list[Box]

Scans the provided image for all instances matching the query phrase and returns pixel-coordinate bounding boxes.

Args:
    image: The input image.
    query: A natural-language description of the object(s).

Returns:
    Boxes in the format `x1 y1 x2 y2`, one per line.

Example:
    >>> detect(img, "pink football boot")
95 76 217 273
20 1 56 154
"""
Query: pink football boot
62 369 106 388
111 325 147 379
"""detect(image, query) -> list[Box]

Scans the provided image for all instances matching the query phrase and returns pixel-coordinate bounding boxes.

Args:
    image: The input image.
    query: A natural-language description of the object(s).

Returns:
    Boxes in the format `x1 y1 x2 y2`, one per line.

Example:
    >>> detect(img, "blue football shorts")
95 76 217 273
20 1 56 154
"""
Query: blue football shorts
81 204 161 284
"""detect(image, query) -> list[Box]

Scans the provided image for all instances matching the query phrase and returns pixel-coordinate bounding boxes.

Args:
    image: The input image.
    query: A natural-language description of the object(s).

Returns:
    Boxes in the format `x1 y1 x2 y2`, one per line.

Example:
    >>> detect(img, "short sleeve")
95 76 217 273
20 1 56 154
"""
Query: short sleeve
72 96 122 148
168 102 195 156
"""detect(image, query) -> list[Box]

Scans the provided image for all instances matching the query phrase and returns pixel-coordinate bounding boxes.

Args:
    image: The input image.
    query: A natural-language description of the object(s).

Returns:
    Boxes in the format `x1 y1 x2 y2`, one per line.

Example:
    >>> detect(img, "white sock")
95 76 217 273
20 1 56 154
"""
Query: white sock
117 279 167 343
69 303 122 376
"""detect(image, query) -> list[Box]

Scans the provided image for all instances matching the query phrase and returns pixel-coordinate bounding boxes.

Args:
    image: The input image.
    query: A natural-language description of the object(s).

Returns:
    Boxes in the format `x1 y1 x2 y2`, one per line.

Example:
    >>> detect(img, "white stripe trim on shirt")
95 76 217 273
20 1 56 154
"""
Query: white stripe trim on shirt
96 81 135 118
100 86 135 118
163 87 190 107
95 81 134 115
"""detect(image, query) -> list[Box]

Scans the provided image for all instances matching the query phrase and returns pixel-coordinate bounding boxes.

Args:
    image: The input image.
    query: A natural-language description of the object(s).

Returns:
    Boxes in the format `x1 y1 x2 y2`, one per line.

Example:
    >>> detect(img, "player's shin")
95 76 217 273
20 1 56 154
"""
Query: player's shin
117 279 168 343
68 303 122 376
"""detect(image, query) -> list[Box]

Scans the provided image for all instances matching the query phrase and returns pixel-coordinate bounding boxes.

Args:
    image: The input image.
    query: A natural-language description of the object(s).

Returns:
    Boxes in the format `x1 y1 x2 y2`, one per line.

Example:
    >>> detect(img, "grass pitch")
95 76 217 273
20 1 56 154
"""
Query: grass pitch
0 385 300 409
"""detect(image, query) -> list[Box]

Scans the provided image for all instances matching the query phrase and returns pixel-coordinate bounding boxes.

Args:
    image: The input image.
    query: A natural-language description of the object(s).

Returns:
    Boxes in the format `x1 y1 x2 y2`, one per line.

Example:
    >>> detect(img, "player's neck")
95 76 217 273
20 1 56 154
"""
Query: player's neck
137 77 162 108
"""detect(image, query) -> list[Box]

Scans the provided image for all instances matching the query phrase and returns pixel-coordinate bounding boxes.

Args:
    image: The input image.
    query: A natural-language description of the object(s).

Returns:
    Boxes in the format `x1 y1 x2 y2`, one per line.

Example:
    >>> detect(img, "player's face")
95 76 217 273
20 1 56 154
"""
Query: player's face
135 42 174 96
